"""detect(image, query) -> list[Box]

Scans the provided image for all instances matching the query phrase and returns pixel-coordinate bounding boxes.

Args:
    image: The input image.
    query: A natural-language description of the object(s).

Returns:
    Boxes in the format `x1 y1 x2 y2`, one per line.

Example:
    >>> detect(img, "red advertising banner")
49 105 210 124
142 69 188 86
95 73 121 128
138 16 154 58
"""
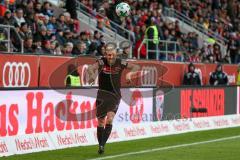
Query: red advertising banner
39 56 98 87
162 62 185 86
180 88 225 118
0 88 152 137
38 56 71 87
39 57 169 88
0 54 39 88
121 60 169 87
0 54 238 88
203 63 238 85
162 62 238 86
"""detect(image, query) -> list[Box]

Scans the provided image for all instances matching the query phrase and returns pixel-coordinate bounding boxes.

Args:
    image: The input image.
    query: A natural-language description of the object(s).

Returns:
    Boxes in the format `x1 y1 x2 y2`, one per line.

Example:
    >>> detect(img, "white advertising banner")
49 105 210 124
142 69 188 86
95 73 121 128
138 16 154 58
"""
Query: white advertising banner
0 88 153 156
114 88 154 124
1 89 240 157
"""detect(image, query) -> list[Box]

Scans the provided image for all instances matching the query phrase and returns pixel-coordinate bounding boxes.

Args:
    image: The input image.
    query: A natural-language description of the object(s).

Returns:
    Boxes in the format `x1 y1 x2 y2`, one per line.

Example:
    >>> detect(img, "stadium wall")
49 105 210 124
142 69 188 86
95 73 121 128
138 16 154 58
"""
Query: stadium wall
0 53 238 88
0 87 240 156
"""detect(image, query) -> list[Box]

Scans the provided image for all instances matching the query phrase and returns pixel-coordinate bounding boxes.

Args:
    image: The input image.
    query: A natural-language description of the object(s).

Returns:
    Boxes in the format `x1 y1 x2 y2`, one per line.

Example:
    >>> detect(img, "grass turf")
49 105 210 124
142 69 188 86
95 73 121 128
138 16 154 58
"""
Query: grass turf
2 127 240 160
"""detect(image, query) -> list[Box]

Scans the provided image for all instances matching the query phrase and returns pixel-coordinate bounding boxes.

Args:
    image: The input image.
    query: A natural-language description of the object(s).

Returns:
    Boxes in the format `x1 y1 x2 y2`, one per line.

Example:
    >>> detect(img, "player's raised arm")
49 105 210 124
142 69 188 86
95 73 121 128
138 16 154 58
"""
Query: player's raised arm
87 62 99 84
125 62 141 82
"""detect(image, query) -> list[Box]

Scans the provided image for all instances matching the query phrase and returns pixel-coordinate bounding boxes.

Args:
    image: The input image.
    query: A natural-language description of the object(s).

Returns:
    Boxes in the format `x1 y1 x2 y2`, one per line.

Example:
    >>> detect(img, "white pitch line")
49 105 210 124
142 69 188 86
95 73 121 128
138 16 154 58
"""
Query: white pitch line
87 135 240 160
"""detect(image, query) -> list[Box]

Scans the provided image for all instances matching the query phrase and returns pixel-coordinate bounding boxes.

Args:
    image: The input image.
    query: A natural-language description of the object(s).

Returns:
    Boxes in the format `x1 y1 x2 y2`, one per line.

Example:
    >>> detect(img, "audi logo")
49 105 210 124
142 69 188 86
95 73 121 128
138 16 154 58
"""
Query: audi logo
141 66 158 86
2 62 31 87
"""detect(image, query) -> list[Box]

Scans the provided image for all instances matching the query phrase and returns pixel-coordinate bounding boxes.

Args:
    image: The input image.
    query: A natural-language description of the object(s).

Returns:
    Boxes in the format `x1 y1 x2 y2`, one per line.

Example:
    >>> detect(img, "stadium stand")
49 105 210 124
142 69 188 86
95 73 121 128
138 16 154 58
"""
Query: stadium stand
78 0 239 63
0 0 239 64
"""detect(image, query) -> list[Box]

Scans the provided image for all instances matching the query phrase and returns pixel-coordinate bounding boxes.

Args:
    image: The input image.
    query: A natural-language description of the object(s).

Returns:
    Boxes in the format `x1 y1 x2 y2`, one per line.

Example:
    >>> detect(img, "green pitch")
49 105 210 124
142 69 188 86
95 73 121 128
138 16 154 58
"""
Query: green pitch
3 127 240 160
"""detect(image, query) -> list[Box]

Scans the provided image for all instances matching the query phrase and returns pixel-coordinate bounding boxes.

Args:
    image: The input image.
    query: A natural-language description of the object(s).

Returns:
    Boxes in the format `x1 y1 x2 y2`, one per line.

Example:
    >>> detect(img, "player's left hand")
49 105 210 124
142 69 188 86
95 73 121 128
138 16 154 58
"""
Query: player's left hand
126 72 132 84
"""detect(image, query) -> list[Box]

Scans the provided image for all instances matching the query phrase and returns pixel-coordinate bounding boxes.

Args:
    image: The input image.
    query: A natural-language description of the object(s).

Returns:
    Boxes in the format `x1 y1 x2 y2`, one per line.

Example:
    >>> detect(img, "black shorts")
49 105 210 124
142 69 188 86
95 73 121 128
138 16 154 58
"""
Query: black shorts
96 90 121 118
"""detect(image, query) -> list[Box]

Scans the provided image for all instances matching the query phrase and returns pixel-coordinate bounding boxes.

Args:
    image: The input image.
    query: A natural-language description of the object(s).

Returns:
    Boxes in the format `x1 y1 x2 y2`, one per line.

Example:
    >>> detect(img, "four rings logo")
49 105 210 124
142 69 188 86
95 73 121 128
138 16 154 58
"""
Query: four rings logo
2 62 31 87
140 66 158 86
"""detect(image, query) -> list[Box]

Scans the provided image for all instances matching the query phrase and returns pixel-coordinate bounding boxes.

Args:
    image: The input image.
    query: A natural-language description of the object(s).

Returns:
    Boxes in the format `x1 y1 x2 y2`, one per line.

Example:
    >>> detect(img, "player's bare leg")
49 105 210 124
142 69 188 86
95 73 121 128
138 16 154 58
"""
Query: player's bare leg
97 117 105 154
106 111 115 124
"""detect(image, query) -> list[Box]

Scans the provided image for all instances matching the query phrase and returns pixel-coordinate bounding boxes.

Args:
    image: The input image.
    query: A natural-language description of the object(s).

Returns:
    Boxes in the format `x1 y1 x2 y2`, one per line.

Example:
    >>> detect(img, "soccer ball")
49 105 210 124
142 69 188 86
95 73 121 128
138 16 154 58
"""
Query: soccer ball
116 2 131 17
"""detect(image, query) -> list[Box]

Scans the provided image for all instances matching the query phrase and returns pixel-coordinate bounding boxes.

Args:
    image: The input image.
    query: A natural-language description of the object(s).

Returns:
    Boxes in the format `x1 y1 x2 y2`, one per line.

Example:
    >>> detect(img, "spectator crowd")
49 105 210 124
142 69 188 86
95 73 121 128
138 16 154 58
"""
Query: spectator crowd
0 0 106 56
0 0 240 64
84 0 240 63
